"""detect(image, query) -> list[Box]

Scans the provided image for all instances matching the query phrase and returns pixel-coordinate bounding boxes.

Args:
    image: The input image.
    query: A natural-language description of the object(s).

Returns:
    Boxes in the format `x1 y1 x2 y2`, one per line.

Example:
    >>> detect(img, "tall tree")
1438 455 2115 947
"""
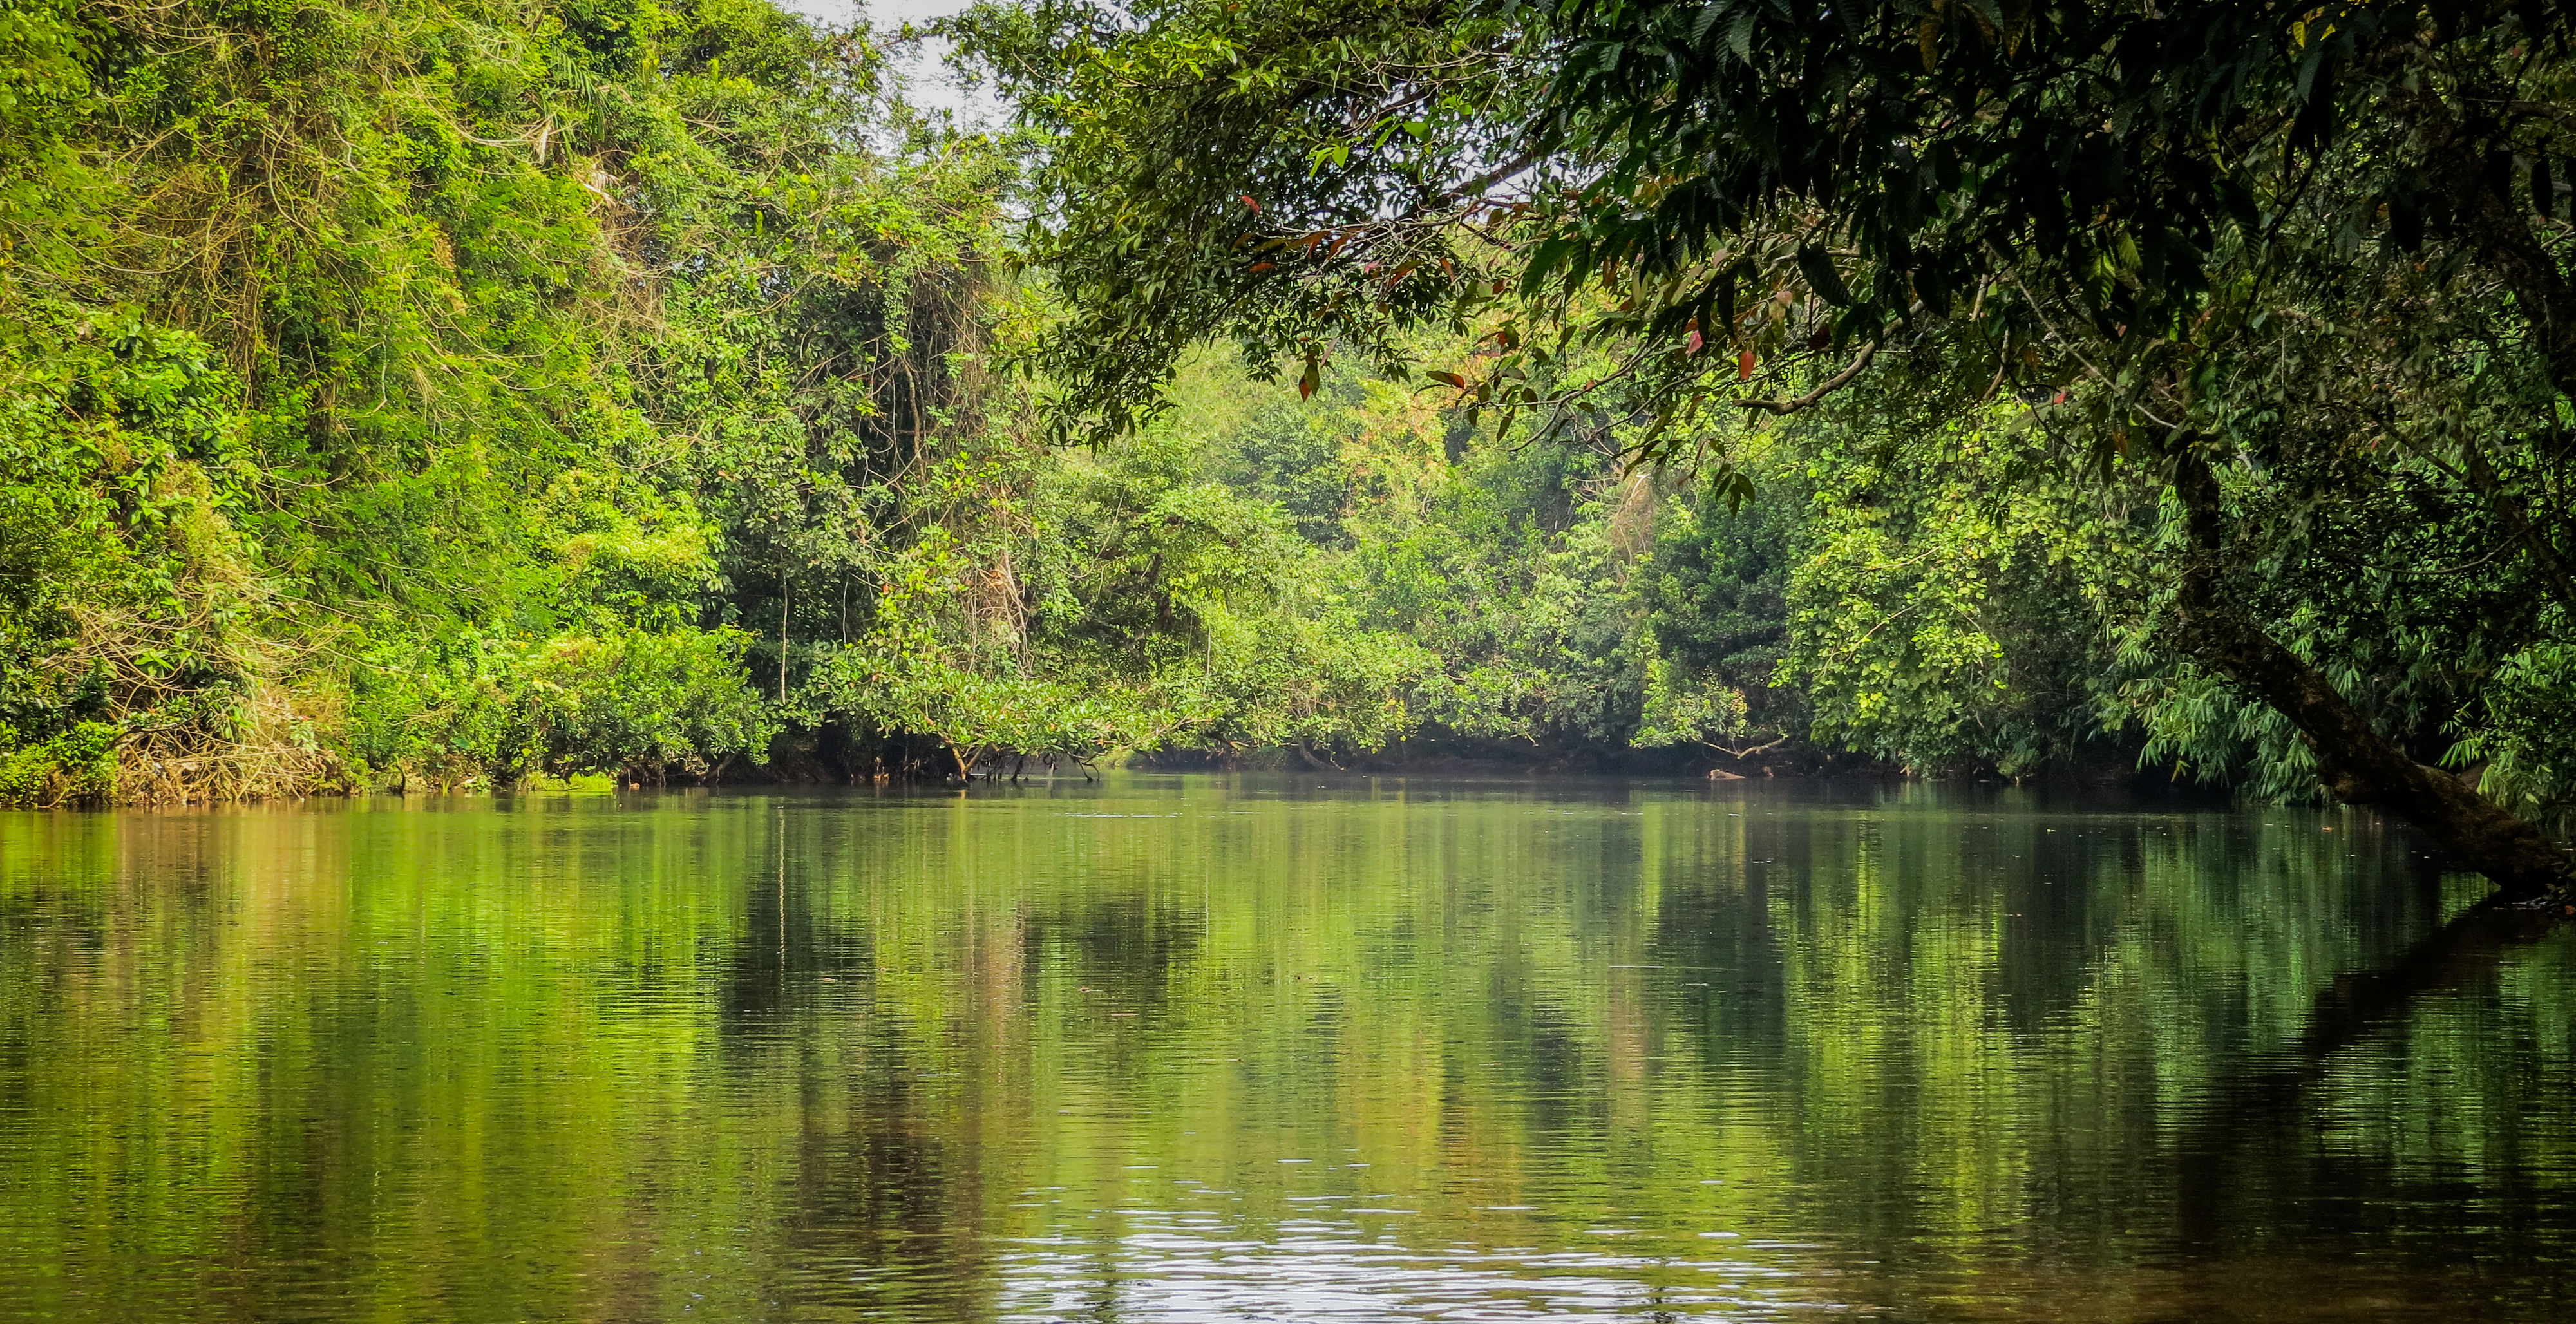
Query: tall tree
954 0 2576 901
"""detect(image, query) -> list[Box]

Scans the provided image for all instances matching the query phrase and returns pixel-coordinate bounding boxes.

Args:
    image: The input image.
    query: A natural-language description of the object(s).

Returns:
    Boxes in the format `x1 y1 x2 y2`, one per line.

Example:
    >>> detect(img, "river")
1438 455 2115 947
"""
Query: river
2 775 2570 1320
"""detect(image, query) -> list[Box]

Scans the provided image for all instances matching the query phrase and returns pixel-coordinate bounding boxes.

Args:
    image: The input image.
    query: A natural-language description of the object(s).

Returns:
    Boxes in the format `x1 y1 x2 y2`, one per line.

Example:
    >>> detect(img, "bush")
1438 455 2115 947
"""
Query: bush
0 721 120 808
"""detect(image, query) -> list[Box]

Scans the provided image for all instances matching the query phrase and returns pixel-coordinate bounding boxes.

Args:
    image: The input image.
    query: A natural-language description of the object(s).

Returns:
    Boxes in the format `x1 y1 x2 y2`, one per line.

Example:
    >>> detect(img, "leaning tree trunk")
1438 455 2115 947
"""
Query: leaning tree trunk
2170 450 2572 903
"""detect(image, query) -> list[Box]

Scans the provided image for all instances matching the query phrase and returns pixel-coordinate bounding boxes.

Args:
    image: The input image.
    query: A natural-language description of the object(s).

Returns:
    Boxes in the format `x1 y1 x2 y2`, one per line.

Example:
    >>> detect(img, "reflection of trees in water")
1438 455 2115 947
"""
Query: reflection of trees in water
1 786 2571 1321
2164 900 2576 1301
1701 795 2575 1318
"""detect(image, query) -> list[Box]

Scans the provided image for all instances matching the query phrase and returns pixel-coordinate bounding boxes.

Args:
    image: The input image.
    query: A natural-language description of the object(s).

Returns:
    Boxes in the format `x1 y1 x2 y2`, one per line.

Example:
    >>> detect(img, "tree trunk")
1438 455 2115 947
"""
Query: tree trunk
2170 450 2571 903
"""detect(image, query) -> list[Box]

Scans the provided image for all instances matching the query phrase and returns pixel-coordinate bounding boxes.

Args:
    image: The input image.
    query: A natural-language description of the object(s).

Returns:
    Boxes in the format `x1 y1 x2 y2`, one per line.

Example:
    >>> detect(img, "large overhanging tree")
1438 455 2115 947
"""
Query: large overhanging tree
952 0 2576 902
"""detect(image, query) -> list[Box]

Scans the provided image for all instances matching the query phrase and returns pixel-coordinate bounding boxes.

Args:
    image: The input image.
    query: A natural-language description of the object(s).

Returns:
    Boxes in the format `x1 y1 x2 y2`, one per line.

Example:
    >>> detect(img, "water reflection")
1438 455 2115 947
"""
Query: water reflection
0 777 2570 1321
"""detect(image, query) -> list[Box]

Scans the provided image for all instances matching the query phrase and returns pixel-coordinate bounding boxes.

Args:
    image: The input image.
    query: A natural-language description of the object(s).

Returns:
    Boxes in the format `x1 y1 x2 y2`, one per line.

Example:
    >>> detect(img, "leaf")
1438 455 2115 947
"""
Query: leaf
2295 44 2326 103
1426 370 1466 388
1714 465 1756 513
1298 358 1321 399
2215 175 2259 235
1797 244 1854 307
1691 2 1727 46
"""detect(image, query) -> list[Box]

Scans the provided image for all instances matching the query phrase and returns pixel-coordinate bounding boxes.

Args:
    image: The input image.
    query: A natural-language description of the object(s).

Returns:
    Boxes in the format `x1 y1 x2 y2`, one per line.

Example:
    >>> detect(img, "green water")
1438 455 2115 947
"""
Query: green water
2 775 2571 1321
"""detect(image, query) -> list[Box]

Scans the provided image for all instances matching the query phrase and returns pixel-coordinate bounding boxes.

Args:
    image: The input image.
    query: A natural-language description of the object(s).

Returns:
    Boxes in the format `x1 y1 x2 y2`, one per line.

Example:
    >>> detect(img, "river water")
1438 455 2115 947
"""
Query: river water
2 775 2571 1321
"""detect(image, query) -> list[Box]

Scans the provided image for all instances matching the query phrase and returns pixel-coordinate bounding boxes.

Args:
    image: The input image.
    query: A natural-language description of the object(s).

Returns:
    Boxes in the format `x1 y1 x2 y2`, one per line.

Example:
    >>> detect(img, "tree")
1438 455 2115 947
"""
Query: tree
952 0 2576 900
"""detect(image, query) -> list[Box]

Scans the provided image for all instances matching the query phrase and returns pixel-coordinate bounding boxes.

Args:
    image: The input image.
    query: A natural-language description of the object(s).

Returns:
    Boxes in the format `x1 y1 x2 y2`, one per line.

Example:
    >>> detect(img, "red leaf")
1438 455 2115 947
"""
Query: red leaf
1426 370 1466 388
1685 328 1704 355
1738 348 1756 381
1240 194 1260 213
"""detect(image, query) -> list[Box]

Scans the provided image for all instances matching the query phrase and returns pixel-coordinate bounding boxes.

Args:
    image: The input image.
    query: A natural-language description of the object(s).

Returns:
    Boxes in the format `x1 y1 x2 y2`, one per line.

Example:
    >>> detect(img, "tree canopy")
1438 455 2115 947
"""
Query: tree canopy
1 0 2568 910
951 0 2576 899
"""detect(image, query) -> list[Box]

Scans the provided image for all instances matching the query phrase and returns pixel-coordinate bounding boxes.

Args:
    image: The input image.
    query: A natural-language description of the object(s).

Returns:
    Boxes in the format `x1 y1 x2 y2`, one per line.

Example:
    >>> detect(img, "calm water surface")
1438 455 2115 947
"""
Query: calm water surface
2 775 2571 1322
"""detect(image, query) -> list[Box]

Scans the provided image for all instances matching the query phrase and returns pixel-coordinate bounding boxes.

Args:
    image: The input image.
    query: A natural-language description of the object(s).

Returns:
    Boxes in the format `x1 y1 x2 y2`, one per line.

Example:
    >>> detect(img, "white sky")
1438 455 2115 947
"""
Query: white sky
782 0 1009 125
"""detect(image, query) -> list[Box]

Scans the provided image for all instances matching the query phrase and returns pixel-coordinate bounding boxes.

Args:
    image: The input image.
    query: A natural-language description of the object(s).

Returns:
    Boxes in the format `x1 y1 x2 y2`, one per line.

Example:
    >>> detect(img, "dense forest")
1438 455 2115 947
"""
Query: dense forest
0 0 2569 888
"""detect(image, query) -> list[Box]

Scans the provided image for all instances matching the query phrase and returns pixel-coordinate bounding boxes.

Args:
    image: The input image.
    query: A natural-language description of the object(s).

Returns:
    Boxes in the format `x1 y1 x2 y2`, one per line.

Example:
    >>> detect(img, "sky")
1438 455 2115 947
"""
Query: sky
779 0 1009 124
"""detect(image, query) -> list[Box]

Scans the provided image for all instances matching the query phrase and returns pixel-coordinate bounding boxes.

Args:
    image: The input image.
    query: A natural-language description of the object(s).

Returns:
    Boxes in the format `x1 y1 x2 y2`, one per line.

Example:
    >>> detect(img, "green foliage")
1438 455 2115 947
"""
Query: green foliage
10 0 2571 831
0 719 117 807
2456 641 2576 839
350 625 776 788
0 0 1028 795
812 429 1435 772
946 0 1524 440
1777 408 2140 776
1141 345 2158 778
0 310 268 790
1631 653 1749 753
950 0 2576 885
1147 346 1798 764
1637 469 1797 739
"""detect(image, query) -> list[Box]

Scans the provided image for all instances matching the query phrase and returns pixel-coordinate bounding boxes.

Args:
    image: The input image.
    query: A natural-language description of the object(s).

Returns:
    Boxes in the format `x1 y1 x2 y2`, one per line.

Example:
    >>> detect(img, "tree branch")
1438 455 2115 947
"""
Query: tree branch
1430 146 1546 209
1736 342 1877 415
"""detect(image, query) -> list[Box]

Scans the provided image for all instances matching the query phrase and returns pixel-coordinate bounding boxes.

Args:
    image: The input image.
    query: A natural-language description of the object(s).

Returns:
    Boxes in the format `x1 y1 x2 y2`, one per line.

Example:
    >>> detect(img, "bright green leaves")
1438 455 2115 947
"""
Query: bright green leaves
0 0 1030 795
798 419 1436 771
346 625 777 788
0 720 118 808
0 310 265 791
1778 410 2131 777
1632 651 1750 751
